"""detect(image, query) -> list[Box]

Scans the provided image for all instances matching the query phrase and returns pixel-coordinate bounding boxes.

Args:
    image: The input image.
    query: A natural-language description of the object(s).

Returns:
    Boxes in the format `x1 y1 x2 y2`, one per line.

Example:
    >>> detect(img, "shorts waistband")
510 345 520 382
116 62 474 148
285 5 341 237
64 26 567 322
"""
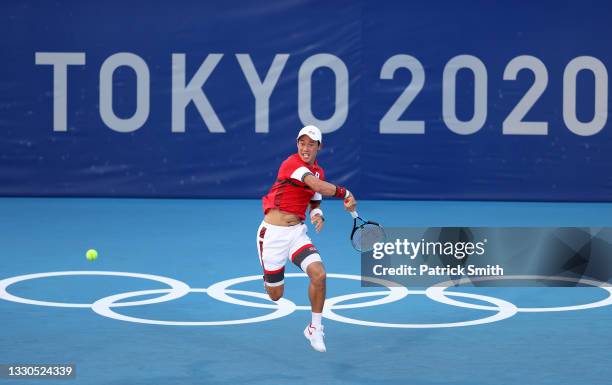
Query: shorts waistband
261 220 304 229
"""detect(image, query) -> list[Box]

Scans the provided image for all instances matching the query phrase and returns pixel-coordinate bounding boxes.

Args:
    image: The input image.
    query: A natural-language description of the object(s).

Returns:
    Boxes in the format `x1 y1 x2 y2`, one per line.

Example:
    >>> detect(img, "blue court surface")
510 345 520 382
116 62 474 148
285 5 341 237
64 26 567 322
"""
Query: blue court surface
1 198 611 385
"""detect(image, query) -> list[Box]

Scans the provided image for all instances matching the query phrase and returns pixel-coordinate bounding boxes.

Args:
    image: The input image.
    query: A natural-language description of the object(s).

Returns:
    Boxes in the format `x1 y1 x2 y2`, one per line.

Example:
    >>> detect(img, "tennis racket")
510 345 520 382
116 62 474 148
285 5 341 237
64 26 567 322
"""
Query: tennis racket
349 211 387 252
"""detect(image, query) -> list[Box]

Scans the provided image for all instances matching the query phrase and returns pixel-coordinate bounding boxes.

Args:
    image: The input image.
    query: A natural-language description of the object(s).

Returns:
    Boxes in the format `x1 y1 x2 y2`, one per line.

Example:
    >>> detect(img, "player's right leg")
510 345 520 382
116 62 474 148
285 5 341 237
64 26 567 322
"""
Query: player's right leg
265 280 284 301
256 221 291 301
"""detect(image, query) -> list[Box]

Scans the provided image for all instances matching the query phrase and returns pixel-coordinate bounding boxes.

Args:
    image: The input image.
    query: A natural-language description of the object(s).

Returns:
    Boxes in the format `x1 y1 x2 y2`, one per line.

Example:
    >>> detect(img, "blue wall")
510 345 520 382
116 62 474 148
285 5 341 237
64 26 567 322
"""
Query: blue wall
1 1 611 200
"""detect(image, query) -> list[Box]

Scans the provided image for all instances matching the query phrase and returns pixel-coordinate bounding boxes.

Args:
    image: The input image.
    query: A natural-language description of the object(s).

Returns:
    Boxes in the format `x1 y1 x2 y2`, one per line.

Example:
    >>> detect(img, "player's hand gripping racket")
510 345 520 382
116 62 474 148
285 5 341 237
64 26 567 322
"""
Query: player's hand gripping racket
349 210 387 252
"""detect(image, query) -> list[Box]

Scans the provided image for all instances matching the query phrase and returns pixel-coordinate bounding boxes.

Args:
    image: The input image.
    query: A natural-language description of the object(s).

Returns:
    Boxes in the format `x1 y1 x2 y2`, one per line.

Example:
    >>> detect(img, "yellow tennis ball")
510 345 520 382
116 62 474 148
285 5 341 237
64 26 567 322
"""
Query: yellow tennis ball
86 249 98 261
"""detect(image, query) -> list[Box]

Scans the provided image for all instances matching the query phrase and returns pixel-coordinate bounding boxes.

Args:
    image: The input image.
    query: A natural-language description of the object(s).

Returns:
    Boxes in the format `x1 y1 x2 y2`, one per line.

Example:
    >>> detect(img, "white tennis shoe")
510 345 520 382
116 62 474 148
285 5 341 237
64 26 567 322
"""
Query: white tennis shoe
304 324 326 352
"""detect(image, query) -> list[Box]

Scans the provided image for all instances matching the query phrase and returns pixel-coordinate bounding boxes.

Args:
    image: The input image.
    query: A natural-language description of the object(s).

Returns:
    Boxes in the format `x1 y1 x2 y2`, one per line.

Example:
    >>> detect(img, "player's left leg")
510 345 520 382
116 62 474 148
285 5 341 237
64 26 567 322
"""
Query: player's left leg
290 225 326 352
302 261 326 352
306 261 326 313
290 237 325 315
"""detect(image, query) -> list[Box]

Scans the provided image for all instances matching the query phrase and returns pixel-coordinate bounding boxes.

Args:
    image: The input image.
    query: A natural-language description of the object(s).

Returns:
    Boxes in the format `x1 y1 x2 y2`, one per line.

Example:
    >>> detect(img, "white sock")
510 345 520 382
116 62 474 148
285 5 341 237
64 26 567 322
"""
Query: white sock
311 312 322 328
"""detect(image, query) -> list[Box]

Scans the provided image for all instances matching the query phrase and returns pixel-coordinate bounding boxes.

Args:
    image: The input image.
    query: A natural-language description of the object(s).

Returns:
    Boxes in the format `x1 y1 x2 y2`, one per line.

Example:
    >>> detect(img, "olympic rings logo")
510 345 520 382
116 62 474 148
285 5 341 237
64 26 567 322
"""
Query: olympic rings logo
1 271 611 328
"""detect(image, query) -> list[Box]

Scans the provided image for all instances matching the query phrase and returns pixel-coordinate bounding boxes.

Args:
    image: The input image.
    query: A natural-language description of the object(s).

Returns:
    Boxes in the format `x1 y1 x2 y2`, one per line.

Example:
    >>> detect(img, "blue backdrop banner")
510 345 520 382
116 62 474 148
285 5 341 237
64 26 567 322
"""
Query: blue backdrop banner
1 1 611 200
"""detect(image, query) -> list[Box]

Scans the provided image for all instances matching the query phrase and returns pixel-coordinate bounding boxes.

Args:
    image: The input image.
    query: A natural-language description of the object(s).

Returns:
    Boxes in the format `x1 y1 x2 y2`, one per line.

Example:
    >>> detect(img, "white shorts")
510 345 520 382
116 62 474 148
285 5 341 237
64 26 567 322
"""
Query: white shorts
256 221 322 287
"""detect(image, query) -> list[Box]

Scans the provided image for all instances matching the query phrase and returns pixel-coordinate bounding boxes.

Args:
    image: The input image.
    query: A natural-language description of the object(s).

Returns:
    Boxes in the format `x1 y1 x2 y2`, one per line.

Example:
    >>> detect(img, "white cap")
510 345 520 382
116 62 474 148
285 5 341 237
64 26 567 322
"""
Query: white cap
296 125 322 144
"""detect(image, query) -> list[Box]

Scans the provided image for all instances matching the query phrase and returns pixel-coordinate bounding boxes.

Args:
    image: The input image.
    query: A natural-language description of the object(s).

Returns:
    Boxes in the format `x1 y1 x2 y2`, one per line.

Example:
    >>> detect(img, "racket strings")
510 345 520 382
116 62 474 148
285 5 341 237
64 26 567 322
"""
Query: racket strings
352 223 386 252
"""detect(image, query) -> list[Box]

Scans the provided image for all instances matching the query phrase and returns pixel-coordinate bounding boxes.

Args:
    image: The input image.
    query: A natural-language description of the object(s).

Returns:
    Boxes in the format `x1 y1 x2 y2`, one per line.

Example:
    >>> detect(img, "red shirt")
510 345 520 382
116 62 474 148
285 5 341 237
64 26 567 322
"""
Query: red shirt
262 154 325 220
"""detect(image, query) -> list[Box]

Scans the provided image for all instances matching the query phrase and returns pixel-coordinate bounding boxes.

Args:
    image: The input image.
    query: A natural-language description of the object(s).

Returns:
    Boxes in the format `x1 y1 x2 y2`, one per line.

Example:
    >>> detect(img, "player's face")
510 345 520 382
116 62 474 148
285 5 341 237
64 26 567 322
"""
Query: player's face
297 135 320 164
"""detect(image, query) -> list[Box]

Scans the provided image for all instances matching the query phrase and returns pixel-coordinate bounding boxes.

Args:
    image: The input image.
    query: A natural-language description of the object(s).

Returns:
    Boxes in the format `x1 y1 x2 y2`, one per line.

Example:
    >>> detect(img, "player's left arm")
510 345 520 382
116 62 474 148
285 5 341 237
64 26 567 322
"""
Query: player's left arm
303 174 357 212
309 197 324 233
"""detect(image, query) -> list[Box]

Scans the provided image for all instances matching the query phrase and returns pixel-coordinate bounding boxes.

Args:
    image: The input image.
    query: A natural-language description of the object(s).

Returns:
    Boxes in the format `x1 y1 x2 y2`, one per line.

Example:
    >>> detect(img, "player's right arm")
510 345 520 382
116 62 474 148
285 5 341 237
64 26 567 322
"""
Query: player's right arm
303 174 357 211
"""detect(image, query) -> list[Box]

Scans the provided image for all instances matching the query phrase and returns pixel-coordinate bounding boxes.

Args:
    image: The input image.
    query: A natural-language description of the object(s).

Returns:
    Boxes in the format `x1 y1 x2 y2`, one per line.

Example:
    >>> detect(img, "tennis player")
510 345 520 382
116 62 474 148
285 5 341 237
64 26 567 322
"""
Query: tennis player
257 125 356 352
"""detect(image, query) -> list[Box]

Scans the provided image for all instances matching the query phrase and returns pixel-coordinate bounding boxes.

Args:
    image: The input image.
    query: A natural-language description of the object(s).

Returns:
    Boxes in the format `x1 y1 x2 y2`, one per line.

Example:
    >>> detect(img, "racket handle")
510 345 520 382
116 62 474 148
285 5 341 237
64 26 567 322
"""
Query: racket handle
350 210 358 219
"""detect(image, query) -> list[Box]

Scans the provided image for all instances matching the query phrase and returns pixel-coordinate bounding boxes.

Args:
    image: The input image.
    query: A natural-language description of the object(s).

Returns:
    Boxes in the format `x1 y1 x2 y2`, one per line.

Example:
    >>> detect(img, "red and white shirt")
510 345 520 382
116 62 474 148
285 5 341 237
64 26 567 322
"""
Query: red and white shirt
262 154 325 221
